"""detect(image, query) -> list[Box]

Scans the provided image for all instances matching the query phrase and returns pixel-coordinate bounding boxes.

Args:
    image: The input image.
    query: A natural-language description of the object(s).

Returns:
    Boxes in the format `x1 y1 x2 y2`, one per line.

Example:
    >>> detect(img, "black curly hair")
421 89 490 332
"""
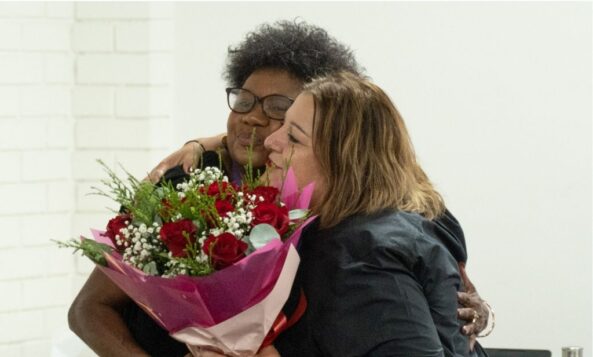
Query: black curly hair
223 19 363 87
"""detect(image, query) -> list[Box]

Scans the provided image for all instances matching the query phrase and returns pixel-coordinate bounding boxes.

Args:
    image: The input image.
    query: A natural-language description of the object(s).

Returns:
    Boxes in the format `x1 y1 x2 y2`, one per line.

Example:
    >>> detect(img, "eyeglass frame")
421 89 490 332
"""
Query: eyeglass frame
225 87 295 121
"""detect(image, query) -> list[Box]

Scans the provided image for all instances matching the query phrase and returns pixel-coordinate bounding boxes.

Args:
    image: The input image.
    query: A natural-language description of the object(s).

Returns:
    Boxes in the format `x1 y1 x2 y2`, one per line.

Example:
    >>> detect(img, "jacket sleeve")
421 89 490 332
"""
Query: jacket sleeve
429 209 468 263
309 233 446 357
419 238 469 357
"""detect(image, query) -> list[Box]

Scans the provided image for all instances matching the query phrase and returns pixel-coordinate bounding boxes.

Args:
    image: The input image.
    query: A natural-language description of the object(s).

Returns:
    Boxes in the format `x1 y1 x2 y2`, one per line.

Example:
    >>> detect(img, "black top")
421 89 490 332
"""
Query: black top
122 152 474 356
274 210 471 357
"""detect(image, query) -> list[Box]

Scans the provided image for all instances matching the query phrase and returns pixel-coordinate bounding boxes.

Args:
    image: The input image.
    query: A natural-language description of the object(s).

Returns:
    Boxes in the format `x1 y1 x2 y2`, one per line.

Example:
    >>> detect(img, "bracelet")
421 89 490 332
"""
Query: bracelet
184 139 206 152
477 301 495 337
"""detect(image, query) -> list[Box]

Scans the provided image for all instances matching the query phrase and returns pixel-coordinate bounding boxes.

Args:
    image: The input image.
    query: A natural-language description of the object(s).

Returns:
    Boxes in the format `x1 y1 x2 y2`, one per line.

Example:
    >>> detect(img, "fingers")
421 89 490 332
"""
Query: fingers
457 307 477 323
462 322 477 336
146 166 166 184
469 334 477 351
182 155 197 174
458 306 480 337
458 291 483 309
458 291 490 335
457 291 473 307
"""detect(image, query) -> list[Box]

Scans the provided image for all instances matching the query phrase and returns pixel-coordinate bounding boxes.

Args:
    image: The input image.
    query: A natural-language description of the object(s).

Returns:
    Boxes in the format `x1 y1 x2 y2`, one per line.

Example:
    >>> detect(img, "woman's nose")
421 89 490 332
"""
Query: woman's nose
264 130 282 152
240 106 269 126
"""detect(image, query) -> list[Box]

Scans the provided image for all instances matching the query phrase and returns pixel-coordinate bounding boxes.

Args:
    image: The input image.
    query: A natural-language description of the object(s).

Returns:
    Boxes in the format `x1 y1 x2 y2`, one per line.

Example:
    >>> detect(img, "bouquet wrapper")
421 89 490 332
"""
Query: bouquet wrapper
92 220 312 356
179 244 299 356
90 170 315 356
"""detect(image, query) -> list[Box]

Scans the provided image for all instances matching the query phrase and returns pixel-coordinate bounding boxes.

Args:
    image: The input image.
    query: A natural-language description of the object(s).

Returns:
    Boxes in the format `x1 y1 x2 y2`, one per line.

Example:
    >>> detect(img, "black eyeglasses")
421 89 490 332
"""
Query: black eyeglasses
226 88 294 121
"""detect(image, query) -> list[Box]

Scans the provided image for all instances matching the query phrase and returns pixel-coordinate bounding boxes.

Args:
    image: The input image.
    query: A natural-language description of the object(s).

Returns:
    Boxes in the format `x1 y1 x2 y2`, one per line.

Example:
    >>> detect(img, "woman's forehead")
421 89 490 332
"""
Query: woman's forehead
286 94 315 132
242 69 303 98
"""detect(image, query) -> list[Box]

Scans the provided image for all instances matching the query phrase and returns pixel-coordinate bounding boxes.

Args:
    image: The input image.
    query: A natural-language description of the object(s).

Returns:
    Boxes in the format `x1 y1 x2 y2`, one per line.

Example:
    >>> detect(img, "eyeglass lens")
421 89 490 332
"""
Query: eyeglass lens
227 88 292 120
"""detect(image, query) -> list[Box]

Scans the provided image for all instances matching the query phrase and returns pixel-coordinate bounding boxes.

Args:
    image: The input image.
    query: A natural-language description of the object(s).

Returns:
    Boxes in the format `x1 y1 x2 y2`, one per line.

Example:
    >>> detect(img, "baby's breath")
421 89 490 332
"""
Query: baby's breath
57 158 303 279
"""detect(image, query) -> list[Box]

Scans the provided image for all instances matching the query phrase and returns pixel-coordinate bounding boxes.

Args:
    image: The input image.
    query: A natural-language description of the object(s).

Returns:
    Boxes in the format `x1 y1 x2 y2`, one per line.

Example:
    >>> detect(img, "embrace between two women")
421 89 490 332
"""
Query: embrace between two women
69 20 492 357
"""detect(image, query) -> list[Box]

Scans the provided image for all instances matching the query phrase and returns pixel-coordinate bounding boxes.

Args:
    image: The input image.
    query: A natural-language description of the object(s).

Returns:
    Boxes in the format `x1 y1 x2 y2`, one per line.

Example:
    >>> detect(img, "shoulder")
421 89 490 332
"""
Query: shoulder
303 210 460 286
430 208 468 263
318 210 451 263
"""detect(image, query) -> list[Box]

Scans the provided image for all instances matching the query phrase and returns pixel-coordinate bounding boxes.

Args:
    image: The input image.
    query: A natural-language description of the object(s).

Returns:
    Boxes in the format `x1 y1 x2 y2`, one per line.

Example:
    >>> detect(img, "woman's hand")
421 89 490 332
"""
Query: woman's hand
145 133 226 183
457 291 489 350
457 264 489 351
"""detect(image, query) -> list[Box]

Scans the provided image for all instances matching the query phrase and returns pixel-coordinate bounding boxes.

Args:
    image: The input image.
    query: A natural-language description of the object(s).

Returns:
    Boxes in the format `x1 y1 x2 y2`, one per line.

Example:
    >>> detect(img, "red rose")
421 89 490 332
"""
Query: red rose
250 186 279 204
215 199 234 218
202 232 248 270
251 203 290 235
159 219 197 257
204 182 236 198
102 214 131 250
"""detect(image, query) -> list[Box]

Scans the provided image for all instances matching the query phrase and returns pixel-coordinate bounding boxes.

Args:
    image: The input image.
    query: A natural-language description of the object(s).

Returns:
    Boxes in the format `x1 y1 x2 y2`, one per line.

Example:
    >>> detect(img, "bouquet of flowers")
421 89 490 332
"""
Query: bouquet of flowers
58 160 314 356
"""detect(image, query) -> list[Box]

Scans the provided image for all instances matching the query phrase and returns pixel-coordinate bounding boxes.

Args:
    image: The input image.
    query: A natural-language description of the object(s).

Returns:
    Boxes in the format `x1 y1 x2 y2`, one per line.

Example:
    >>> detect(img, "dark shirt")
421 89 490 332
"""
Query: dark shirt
275 210 470 357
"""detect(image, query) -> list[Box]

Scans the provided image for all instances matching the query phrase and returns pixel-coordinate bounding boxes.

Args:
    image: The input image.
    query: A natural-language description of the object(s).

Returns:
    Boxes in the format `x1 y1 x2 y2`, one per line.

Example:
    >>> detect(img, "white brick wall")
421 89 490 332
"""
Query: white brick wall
115 21 174 52
0 2 175 355
76 2 174 20
77 53 173 84
72 23 113 52
72 86 114 116
0 53 44 83
21 20 70 51
44 53 74 83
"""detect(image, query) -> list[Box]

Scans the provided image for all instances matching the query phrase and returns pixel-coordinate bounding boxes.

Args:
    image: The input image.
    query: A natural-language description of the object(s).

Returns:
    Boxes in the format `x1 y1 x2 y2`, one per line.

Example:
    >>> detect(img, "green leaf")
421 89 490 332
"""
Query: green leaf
246 224 280 253
53 238 113 266
289 209 308 220
142 261 159 275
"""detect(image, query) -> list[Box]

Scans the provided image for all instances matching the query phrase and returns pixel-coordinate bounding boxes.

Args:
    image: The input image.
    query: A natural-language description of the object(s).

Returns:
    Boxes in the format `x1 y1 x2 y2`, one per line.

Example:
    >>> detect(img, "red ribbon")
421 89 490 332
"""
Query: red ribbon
259 289 307 350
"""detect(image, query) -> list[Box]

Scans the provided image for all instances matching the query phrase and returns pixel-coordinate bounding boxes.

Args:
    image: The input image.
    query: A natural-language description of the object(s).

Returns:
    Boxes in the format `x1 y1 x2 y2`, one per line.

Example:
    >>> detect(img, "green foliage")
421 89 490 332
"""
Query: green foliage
54 238 113 266
241 128 268 191
90 160 165 226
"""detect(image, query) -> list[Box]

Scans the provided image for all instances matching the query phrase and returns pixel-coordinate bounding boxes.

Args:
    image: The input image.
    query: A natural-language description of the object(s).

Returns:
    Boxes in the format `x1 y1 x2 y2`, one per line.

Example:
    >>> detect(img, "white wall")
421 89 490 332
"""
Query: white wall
174 2 592 356
0 2 589 356
0 2 76 355
0 2 175 356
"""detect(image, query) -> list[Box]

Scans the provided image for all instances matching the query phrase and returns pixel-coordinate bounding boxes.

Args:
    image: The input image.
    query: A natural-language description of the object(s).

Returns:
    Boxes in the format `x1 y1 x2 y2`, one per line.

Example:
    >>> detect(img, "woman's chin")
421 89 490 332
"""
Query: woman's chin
265 168 283 188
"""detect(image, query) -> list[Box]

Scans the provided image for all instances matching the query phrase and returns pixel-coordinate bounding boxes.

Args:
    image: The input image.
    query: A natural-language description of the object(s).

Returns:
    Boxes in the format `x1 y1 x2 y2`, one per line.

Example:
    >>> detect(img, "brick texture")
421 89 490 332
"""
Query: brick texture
0 2 175 354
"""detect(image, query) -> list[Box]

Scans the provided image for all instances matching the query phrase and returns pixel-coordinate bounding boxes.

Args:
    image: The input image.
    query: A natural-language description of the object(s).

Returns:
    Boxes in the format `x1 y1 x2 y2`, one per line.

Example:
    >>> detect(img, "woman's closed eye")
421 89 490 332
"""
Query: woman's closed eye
288 132 299 144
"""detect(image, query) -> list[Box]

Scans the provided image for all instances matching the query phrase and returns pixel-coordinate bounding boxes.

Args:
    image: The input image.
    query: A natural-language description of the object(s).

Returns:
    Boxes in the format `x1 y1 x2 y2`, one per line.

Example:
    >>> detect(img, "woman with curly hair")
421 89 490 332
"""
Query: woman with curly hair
147 20 362 183
69 20 491 356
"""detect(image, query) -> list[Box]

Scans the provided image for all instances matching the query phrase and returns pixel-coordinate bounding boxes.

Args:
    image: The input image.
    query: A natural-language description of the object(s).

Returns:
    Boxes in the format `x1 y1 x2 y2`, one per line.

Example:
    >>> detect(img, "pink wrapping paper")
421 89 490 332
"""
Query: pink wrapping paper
88 168 315 355
178 245 300 356
93 217 313 330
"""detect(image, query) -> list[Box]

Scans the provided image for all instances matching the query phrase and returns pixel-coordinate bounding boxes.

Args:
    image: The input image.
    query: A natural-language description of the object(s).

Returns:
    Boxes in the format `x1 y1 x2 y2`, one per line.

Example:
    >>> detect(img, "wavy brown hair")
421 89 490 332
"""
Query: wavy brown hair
304 72 445 228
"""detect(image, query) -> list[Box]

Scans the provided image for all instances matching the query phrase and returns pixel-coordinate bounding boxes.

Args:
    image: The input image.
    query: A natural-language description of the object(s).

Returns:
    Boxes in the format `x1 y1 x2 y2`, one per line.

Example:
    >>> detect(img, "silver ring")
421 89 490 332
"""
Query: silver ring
471 309 479 324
